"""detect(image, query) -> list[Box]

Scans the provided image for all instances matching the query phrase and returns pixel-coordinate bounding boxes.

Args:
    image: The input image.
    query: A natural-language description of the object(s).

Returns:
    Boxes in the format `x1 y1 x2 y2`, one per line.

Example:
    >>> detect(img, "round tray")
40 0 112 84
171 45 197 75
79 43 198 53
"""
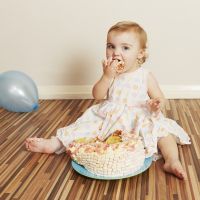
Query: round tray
71 156 153 180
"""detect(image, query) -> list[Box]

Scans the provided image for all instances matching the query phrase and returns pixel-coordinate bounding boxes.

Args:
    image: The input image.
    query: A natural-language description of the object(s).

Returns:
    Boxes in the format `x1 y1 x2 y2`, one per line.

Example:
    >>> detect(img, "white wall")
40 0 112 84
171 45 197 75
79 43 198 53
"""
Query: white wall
0 0 200 98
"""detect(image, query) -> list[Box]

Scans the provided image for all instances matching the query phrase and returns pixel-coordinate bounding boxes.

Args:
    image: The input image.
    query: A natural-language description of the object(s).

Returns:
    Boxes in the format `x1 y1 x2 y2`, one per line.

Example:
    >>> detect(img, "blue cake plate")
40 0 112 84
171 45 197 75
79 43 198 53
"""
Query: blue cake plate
71 156 153 180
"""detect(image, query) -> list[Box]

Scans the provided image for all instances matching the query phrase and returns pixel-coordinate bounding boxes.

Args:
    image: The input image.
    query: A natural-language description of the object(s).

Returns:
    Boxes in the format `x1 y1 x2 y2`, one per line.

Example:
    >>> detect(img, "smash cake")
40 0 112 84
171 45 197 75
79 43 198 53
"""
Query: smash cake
67 130 146 177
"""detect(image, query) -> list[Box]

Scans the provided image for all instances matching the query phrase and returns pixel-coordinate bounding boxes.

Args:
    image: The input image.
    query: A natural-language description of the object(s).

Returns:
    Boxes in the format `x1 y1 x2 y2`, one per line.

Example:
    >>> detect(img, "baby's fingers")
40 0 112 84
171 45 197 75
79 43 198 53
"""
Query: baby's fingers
102 59 108 68
156 103 160 108
153 101 160 107
107 57 113 66
147 100 154 106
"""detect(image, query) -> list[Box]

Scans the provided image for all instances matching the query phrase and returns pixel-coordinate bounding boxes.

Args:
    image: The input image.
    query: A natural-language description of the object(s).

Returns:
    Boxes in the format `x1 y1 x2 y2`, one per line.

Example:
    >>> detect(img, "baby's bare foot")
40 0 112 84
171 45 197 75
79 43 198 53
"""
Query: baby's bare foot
163 159 187 180
25 137 62 153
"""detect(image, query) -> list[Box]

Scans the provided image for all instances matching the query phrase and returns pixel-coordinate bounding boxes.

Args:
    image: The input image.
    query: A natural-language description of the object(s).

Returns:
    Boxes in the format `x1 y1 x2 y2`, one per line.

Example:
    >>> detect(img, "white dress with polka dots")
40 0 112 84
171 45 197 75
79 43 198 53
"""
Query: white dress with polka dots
56 67 191 157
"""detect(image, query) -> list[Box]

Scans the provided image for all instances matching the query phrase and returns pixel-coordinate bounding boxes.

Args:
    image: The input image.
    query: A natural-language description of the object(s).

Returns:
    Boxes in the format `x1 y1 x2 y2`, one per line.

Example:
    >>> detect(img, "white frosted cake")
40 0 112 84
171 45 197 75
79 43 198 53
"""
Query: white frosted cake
67 130 145 177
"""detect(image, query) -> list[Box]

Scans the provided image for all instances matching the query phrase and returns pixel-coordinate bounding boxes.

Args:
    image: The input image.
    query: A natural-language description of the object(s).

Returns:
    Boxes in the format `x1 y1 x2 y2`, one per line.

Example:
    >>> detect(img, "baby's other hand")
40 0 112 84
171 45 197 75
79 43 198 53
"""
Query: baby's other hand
146 98 161 116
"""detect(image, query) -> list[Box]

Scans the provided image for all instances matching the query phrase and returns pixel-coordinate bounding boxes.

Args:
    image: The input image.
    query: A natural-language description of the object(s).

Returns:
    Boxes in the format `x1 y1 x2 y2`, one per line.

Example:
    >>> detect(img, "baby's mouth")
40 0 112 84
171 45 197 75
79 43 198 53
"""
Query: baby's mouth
112 58 122 62
112 59 125 72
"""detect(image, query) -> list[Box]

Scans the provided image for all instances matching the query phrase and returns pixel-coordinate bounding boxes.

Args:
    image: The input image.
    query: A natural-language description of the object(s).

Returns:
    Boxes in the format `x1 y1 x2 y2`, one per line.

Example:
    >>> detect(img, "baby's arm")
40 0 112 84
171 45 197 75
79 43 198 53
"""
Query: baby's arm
92 59 117 100
147 72 166 110
92 75 113 100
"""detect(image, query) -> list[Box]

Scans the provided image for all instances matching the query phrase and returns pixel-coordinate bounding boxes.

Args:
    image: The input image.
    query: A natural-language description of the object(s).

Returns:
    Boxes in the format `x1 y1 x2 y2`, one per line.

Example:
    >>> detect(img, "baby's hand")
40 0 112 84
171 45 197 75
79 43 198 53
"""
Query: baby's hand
102 58 125 78
146 98 161 116
102 58 118 79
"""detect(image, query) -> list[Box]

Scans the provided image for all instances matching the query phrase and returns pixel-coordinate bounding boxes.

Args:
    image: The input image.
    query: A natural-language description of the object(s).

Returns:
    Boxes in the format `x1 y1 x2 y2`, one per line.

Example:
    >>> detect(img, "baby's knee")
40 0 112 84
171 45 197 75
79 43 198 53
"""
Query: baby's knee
157 133 177 148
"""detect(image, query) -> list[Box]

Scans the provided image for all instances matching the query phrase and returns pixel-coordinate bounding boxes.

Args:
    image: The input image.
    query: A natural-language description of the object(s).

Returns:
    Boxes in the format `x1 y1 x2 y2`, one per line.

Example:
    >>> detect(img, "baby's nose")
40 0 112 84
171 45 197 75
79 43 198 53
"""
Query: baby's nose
113 48 121 56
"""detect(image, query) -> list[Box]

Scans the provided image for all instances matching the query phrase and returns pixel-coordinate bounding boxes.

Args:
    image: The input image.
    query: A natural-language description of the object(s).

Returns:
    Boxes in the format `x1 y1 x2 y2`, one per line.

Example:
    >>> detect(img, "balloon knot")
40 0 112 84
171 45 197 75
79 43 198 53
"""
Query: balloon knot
33 103 39 111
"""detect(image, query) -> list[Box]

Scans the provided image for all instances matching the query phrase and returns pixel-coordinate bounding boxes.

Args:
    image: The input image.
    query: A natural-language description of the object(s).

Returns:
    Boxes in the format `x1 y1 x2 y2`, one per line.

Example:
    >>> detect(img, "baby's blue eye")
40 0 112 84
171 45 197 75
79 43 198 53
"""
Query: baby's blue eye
123 46 129 50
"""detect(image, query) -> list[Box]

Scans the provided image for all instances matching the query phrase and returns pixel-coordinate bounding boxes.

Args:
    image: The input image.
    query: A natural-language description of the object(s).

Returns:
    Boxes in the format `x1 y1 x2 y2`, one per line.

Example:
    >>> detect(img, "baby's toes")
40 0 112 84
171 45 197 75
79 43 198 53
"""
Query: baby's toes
178 169 187 180
174 168 182 178
25 139 31 148
177 171 184 179
25 138 36 148
29 138 40 146
25 138 32 143
175 165 187 180
25 138 36 150
26 137 38 143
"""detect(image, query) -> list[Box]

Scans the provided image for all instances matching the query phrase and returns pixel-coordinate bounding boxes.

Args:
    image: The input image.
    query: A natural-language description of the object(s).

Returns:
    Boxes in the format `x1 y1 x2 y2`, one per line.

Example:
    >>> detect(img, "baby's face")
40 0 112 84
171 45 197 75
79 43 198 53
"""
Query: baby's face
106 30 144 73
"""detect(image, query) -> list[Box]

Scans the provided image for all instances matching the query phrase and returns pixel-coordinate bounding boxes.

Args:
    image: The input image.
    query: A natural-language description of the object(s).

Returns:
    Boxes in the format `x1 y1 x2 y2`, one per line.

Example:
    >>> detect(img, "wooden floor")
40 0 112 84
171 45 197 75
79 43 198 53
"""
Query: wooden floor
0 99 200 200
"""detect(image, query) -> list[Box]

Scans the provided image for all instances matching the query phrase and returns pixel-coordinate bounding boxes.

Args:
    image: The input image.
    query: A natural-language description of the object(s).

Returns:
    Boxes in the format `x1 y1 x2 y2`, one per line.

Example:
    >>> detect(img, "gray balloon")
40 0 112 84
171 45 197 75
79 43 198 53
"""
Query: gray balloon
0 71 39 112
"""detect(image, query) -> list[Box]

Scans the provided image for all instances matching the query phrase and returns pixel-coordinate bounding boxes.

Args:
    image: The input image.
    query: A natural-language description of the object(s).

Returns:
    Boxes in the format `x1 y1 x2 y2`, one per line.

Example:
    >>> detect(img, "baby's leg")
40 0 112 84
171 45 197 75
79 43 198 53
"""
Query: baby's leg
25 137 63 154
157 134 187 180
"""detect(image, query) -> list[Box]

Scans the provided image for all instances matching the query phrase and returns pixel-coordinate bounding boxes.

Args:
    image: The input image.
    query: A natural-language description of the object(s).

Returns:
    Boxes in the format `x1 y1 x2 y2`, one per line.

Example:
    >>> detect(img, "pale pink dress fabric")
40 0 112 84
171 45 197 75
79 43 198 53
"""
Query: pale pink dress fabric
56 67 191 157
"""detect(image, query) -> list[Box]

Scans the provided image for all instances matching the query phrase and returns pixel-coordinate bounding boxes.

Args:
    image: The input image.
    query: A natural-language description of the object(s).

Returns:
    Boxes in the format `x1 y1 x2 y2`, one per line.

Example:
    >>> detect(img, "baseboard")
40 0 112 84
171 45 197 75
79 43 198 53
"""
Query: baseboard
38 85 93 99
160 85 200 99
38 85 200 99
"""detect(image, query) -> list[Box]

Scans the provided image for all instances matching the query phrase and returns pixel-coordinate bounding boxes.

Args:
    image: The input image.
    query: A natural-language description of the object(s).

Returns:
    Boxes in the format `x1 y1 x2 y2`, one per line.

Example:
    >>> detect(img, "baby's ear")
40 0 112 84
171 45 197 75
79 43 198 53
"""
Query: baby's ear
138 49 146 59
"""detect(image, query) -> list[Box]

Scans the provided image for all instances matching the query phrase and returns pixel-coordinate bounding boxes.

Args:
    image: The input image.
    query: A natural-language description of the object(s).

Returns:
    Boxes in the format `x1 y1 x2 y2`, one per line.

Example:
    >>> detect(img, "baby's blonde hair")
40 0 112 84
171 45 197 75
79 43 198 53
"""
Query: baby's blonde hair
108 21 148 64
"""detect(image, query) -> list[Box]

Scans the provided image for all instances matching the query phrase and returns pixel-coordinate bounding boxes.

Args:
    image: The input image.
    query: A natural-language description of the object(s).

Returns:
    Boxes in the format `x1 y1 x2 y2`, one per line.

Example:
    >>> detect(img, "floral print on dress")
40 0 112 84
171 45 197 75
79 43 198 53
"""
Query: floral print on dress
56 67 191 158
